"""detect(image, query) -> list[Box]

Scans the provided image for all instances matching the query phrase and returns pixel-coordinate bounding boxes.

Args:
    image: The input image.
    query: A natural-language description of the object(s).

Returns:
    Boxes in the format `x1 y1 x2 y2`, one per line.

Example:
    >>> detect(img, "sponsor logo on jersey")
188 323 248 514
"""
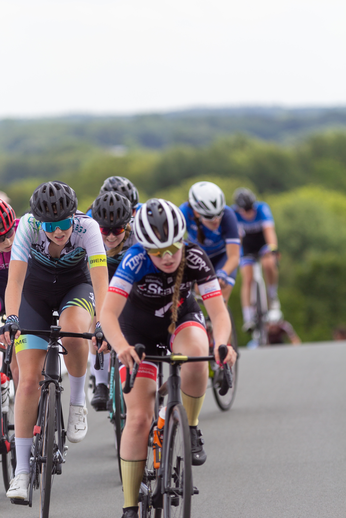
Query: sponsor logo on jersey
186 248 211 272
89 254 107 267
123 252 145 274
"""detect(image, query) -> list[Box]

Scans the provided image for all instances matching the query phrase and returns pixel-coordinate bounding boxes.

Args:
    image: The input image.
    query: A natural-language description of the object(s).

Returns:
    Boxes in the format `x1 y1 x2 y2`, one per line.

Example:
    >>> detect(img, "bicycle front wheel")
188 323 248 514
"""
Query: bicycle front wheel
1 380 16 492
212 308 239 411
163 404 192 518
114 355 126 481
40 383 56 518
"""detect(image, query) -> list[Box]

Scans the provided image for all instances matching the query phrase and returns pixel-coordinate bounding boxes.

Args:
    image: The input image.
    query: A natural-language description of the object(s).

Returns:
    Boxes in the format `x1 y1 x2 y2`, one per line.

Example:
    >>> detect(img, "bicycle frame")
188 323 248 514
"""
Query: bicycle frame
250 259 268 345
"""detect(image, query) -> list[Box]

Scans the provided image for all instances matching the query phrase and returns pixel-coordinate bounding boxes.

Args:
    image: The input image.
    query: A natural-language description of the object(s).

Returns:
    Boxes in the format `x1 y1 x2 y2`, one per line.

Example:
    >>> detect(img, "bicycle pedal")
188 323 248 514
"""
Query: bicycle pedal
10 498 30 506
193 486 199 495
171 496 180 507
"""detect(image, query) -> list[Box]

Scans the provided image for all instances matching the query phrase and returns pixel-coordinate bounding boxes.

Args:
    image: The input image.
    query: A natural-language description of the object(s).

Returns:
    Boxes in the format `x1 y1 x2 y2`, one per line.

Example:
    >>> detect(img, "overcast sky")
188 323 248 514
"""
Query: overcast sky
1 0 345 118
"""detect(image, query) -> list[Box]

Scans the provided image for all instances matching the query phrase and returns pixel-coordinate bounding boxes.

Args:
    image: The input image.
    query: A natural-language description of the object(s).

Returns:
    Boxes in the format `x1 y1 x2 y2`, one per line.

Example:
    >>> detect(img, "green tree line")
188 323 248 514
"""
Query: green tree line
2 130 346 345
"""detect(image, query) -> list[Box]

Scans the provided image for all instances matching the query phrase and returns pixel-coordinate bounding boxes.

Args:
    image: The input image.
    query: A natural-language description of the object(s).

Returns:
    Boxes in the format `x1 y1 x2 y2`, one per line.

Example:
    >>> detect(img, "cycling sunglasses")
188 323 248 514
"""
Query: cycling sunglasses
41 218 74 233
0 226 15 243
201 210 224 220
100 226 126 237
146 241 183 258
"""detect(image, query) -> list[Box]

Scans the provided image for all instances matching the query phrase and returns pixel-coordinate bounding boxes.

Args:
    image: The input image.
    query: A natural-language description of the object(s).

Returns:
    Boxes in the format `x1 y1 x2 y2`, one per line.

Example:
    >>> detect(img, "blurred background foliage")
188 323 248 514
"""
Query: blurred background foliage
1 108 346 345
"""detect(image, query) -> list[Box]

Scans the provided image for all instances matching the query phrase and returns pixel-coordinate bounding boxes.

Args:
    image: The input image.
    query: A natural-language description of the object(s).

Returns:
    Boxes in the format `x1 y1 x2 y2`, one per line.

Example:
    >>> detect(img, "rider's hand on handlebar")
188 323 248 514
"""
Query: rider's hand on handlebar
92 321 108 352
1 315 21 346
214 343 237 367
116 342 145 372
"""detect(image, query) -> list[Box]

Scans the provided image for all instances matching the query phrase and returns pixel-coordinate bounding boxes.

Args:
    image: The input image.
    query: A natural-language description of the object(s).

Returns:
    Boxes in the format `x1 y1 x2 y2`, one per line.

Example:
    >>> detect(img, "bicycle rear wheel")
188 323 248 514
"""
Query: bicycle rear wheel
40 383 56 518
1 380 16 492
211 308 239 411
163 404 192 518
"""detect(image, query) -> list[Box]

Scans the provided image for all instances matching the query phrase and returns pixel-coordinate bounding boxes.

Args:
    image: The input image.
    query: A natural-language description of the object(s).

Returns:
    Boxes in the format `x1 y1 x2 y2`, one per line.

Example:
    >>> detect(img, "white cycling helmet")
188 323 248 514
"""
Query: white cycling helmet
134 198 186 248
188 181 225 218
266 309 283 324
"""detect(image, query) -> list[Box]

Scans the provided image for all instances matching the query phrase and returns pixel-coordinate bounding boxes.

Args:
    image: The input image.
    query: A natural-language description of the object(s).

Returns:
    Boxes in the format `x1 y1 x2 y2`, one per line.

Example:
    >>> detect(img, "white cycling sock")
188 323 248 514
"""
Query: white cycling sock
242 306 253 322
94 352 110 386
69 373 86 406
88 352 96 377
15 437 32 475
267 284 278 301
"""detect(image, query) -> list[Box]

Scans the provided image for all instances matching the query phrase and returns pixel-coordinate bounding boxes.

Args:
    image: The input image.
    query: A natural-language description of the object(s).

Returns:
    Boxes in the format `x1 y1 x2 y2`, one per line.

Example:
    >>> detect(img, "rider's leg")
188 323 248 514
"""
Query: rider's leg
59 306 92 443
261 253 280 308
121 376 156 509
240 263 255 328
171 324 208 465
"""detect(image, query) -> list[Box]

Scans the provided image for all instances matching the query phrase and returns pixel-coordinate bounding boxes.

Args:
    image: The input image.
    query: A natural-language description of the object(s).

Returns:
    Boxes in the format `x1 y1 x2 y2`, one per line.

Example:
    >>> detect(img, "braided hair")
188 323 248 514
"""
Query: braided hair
168 245 186 334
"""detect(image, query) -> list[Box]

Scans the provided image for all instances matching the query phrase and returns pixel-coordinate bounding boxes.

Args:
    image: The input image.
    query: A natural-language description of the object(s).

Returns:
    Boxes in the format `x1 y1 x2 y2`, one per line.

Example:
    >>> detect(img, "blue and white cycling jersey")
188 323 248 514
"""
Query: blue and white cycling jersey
232 201 274 235
179 202 240 258
109 242 221 317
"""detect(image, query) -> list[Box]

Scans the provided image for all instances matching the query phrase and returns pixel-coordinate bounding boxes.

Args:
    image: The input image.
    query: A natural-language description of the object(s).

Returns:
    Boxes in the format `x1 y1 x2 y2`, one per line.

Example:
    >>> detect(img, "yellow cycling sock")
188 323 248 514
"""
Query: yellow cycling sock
121 458 146 508
181 391 205 427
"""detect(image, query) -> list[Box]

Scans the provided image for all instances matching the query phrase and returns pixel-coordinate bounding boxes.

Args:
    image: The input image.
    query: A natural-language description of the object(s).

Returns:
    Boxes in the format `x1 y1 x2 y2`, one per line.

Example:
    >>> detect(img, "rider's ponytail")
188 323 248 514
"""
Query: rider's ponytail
168 246 186 334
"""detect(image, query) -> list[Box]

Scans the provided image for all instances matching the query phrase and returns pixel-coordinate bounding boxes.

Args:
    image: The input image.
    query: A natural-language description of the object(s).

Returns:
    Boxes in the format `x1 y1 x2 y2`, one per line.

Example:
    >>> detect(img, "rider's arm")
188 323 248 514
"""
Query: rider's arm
221 243 240 275
204 294 236 367
89 265 109 321
2 260 27 343
263 225 278 250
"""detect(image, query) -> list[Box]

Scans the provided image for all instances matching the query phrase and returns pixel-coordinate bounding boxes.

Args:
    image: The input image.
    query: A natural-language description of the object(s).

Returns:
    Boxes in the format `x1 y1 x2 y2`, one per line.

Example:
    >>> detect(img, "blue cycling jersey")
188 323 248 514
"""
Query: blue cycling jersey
179 202 240 258
232 201 274 235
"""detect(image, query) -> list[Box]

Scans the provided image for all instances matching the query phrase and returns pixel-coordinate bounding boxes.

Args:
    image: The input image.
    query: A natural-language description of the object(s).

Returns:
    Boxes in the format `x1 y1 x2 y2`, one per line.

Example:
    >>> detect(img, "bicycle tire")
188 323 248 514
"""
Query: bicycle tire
139 421 162 518
1 380 16 492
163 404 192 518
114 354 126 482
40 383 56 518
211 307 239 411
255 282 268 346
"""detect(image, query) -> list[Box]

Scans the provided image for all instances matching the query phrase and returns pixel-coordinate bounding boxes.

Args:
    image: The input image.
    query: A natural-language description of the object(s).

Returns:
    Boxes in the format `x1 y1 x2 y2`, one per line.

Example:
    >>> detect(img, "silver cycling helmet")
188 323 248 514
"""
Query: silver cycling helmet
233 188 256 211
188 181 225 218
134 198 186 248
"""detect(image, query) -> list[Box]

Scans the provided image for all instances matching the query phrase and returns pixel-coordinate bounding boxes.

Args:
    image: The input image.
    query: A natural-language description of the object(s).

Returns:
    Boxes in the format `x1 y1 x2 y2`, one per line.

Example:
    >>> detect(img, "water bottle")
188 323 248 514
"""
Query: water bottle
153 406 166 469
1 372 9 413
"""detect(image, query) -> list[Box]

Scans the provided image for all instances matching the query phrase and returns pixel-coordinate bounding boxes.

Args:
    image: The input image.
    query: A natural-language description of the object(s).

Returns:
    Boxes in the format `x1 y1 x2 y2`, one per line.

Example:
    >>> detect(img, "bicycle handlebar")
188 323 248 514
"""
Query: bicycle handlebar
122 343 233 395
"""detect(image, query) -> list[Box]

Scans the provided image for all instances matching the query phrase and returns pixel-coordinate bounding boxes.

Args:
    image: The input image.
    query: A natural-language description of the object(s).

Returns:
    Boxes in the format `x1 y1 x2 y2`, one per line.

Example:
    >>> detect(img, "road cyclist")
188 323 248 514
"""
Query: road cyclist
1 180 108 502
100 198 237 518
89 191 134 411
180 181 240 305
0 198 20 401
86 175 140 408
232 187 281 333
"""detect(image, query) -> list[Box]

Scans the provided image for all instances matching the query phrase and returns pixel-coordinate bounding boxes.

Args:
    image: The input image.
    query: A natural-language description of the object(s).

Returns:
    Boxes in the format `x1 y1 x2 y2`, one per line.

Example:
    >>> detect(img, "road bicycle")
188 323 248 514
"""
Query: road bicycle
0 340 16 492
194 294 239 411
8 324 97 518
124 343 232 518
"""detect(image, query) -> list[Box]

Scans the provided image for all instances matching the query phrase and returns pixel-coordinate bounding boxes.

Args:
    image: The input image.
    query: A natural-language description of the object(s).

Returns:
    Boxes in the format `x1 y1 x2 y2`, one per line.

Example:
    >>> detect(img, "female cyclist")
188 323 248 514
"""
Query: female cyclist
179 181 240 304
101 198 237 518
89 191 134 411
0 199 20 412
1 181 108 501
232 187 280 332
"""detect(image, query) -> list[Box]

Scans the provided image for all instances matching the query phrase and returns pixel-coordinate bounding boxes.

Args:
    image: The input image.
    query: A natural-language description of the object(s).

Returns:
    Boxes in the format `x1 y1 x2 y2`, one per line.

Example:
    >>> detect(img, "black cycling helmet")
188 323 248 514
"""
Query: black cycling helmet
91 192 132 228
0 199 16 234
99 176 139 208
30 181 78 222
134 198 186 248
233 188 256 211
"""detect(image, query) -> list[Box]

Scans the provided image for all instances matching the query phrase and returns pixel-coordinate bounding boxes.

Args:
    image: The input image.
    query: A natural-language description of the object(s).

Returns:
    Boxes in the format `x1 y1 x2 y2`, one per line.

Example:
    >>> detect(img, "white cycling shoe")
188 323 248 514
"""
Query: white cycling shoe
67 404 88 443
6 473 30 500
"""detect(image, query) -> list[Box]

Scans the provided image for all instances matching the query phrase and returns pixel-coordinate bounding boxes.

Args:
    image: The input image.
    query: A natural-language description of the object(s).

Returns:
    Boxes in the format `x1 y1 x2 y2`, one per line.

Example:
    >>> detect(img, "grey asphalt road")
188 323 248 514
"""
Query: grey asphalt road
2 341 346 518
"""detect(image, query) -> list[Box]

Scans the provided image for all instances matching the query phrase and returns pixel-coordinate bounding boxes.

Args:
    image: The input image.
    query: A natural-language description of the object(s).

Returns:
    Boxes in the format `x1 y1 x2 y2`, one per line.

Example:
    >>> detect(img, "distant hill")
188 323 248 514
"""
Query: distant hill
1 106 346 154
